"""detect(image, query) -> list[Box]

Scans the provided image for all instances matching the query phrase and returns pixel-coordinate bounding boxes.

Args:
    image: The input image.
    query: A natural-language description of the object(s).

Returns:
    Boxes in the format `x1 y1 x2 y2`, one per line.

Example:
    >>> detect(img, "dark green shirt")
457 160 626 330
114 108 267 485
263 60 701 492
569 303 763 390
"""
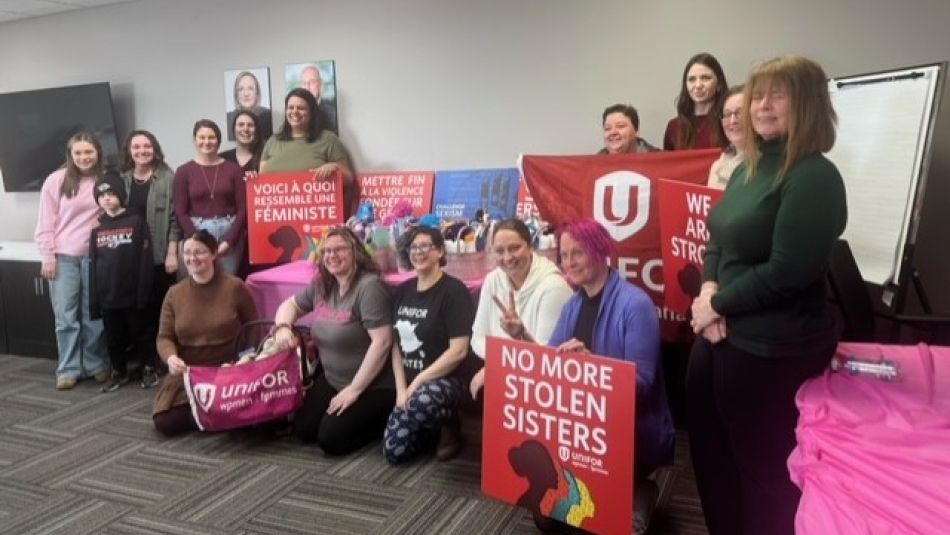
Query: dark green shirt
704 139 847 357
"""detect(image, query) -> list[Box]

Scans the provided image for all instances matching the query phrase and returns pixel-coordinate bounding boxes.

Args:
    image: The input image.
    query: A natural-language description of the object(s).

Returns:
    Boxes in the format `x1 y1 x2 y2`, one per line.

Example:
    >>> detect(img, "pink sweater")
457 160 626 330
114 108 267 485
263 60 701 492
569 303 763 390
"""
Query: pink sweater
34 169 102 263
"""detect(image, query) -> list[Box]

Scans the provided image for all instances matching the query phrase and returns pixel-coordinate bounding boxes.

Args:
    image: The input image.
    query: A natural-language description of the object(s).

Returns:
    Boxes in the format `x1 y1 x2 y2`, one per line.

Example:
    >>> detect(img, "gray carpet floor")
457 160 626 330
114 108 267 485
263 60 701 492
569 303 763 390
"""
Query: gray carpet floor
0 354 708 534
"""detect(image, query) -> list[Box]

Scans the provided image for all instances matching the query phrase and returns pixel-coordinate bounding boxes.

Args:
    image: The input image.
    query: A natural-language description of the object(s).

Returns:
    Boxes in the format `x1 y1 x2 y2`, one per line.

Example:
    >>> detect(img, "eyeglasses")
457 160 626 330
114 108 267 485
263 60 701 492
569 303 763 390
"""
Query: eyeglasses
722 110 742 121
322 245 351 257
409 243 435 254
183 249 211 258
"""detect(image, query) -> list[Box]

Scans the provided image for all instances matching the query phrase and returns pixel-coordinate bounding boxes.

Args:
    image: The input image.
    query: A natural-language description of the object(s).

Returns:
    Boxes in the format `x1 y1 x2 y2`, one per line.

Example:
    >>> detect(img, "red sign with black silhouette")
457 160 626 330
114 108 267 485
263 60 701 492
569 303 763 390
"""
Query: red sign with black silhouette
520 150 718 340
657 179 724 315
481 336 636 535
246 172 344 264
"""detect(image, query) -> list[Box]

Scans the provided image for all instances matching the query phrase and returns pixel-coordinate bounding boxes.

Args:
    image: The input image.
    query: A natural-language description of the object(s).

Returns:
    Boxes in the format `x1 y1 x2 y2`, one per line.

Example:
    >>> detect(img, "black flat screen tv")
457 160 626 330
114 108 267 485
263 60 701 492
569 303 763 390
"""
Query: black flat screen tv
0 82 120 192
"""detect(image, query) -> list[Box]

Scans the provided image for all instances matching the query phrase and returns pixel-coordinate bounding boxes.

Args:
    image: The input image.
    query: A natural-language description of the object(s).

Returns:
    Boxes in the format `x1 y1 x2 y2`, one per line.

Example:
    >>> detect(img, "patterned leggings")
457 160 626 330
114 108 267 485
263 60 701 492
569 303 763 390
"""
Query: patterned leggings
383 377 466 464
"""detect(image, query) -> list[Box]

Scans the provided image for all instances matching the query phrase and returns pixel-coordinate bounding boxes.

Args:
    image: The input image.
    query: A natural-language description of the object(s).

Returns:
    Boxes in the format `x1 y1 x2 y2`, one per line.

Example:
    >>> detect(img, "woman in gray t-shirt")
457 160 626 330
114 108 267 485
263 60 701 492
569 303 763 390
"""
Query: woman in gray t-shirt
274 227 394 455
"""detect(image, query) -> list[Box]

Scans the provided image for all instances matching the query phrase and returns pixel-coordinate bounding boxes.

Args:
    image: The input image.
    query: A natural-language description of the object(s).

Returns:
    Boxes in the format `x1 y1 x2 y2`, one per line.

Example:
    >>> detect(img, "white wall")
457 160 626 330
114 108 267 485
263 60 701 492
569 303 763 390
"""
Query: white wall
2 0 949 310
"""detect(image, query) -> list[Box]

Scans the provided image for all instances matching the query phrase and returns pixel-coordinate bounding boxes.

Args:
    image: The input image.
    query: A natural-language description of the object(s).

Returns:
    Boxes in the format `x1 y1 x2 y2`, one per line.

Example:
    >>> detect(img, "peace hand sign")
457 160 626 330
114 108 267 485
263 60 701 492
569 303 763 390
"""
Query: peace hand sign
492 290 531 342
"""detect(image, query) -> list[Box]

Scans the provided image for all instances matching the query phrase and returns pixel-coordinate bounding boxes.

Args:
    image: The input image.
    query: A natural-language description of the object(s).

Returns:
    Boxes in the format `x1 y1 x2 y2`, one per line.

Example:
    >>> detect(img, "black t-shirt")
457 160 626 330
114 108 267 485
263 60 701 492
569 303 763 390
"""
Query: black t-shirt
129 179 151 218
573 287 604 350
393 273 475 382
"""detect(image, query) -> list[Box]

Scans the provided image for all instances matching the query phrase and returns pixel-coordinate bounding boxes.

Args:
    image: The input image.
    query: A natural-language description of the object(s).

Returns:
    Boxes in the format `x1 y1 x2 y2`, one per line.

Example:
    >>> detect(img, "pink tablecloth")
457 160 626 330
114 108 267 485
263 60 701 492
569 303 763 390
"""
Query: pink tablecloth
789 342 950 535
246 252 494 320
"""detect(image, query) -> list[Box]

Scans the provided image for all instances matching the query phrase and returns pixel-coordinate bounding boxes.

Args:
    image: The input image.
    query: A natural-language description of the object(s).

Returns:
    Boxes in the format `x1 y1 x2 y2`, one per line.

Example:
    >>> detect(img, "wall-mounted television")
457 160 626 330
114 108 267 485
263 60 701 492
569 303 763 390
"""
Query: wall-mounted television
0 82 120 192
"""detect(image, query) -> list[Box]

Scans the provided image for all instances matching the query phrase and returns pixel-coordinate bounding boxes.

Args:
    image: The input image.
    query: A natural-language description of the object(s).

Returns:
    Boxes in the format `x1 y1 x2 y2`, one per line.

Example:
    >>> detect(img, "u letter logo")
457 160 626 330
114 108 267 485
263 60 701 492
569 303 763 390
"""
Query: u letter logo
193 383 217 412
593 171 650 242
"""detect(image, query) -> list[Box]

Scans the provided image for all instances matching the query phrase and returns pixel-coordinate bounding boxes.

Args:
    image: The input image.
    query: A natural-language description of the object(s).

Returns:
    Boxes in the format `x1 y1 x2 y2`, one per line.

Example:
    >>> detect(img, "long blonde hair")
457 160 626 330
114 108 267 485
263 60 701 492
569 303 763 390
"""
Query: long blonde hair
742 56 837 183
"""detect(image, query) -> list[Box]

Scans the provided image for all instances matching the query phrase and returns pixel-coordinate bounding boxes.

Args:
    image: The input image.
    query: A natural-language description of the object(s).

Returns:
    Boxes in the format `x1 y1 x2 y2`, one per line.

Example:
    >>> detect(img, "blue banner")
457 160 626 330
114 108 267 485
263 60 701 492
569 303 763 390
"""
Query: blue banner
432 168 520 220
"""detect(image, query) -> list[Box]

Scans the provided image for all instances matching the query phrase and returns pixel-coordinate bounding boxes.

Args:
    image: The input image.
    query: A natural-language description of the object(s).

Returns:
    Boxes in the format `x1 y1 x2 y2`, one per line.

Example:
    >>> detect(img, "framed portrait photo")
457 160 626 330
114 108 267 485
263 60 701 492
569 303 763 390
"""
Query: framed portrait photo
285 60 338 134
223 67 273 141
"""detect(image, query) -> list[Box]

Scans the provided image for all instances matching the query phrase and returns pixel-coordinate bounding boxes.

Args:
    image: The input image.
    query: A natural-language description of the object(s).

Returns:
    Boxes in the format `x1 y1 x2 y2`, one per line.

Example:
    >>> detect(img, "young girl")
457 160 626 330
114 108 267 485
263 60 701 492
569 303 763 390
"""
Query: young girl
663 52 729 151
35 132 110 390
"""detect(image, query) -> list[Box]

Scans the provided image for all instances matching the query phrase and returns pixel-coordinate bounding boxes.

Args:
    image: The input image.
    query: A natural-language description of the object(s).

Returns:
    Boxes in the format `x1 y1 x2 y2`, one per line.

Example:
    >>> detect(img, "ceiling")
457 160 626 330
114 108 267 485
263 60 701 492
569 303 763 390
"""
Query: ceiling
0 0 139 24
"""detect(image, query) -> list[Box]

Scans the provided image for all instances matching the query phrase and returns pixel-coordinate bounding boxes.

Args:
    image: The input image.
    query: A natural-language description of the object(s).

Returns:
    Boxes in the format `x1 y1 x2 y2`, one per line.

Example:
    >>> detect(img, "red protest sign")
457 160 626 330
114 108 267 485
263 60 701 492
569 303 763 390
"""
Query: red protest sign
520 150 718 341
515 177 538 218
357 171 434 221
482 336 636 535
657 180 724 315
246 171 344 264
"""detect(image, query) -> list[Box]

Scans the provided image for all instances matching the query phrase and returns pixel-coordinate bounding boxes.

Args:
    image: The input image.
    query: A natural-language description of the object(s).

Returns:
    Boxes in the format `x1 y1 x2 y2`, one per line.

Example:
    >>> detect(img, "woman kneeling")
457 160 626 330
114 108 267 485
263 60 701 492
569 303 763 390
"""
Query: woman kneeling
384 226 476 463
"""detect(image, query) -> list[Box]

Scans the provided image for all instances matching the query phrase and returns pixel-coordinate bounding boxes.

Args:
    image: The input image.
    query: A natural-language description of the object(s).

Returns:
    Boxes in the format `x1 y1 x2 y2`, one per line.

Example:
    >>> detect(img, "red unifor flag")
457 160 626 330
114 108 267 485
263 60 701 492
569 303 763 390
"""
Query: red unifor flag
519 150 719 341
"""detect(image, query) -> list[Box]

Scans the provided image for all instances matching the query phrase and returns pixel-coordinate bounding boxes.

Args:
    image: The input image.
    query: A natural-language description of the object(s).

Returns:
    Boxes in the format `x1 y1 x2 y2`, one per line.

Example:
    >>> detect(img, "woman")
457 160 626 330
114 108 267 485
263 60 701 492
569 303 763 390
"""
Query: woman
119 130 182 386
174 119 247 275
226 71 273 141
273 227 394 455
383 226 475 464
35 132 109 390
261 88 357 217
469 219 572 399
599 104 660 154
221 110 263 177
153 230 258 436
663 52 729 151
688 56 846 535
549 219 675 486
706 85 747 189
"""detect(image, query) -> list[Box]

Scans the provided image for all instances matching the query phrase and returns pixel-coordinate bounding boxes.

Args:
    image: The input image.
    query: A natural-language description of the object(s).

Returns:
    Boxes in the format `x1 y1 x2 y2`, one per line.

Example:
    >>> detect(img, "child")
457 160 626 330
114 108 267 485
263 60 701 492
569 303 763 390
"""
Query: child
89 171 155 392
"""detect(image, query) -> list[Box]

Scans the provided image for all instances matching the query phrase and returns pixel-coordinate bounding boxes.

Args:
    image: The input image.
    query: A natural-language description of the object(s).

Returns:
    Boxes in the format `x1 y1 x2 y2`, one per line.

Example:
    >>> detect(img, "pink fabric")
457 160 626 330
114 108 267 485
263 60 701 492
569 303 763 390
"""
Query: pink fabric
245 257 488 320
34 169 102 262
790 342 950 535
184 347 304 432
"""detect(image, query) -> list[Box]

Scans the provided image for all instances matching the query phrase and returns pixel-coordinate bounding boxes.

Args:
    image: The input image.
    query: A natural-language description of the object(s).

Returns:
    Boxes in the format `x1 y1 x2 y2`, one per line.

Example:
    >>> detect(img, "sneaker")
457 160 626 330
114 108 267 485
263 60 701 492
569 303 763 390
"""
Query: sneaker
100 373 129 393
92 370 111 383
56 377 77 390
140 366 159 389
436 419 463 461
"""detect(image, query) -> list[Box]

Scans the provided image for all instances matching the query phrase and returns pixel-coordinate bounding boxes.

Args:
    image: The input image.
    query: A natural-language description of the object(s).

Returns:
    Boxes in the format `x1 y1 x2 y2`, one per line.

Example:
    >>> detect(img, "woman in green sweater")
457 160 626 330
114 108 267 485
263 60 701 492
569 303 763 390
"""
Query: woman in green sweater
687 56 847 535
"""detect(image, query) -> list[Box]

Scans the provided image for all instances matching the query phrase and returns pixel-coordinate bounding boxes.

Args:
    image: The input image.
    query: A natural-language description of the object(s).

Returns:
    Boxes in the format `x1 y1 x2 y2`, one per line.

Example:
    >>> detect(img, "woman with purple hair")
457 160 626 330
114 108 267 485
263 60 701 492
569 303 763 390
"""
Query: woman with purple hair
547 218 674 533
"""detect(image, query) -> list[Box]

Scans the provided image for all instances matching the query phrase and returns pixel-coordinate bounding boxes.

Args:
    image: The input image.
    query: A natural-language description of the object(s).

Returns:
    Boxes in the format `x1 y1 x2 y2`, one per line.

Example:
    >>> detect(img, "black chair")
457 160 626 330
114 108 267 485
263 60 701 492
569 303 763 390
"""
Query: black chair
827 239 877 342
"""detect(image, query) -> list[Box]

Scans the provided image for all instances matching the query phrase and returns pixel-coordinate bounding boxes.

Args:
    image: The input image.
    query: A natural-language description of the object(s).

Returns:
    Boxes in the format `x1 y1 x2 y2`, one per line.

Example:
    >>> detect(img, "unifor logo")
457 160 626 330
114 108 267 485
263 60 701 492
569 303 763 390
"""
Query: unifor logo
193 383 216 412
593 171 650 242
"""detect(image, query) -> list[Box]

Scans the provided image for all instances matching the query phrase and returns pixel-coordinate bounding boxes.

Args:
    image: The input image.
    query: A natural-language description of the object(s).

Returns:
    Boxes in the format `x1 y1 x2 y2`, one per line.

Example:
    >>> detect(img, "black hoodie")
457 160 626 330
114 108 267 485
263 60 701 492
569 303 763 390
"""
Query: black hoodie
89 209 153 319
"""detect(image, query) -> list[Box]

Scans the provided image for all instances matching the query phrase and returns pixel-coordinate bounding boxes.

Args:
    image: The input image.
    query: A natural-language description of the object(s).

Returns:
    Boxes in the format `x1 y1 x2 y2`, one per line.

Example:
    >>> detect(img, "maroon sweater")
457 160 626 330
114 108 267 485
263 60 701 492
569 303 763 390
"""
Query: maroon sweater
662 114 722 151
173 159 246 245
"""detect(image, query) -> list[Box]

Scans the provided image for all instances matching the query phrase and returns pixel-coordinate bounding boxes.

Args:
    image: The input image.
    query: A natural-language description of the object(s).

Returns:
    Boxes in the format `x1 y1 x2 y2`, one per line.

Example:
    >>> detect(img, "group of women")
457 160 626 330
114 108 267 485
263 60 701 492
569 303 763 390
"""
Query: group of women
597 52 847 535
35 50 847 535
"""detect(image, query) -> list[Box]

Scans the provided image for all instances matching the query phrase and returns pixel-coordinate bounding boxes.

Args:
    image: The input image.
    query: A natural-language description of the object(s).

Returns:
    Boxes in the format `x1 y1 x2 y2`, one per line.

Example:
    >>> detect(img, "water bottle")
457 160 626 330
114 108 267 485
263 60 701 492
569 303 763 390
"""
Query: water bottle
830 355 900 381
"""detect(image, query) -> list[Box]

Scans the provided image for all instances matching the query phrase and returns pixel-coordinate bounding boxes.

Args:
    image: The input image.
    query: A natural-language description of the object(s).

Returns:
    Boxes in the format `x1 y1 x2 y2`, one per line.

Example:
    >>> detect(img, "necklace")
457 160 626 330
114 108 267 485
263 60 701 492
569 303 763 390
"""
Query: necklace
199 163 220 200
133 166 152 184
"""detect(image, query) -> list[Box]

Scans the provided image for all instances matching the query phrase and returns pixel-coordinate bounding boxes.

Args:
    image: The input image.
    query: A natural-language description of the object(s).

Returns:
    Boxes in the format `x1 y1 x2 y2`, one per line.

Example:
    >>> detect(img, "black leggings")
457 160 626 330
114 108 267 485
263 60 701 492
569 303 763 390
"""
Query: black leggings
686 337 833 535
294 373 394 455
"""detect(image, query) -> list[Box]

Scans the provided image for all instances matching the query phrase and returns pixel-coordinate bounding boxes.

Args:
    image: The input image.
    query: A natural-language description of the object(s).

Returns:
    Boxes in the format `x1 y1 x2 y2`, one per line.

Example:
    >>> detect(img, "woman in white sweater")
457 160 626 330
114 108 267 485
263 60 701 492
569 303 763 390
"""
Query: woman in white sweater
469 219 573 398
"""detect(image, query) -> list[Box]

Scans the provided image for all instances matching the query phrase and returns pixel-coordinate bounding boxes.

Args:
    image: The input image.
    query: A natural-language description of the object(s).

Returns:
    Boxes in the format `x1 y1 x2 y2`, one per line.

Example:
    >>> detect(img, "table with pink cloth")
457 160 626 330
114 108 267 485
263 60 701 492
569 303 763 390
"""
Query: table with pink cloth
245 252 497 321
789 342 950 535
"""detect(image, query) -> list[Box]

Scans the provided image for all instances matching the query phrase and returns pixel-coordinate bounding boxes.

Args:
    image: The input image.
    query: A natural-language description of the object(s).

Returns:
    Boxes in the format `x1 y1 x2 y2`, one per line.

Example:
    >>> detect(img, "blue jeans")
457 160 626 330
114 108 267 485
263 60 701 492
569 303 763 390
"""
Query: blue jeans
48 254 108 379
190 215 244 276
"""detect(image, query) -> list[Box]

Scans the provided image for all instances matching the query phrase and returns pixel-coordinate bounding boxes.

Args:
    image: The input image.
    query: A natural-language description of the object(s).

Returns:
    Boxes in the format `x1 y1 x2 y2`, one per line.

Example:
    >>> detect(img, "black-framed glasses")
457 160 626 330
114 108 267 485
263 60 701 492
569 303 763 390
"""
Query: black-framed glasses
408 243 435 255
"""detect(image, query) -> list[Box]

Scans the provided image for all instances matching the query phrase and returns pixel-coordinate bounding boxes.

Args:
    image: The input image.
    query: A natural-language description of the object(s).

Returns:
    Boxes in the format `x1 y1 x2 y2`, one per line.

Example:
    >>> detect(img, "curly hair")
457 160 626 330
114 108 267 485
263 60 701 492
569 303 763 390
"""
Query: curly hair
396 225 447 269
